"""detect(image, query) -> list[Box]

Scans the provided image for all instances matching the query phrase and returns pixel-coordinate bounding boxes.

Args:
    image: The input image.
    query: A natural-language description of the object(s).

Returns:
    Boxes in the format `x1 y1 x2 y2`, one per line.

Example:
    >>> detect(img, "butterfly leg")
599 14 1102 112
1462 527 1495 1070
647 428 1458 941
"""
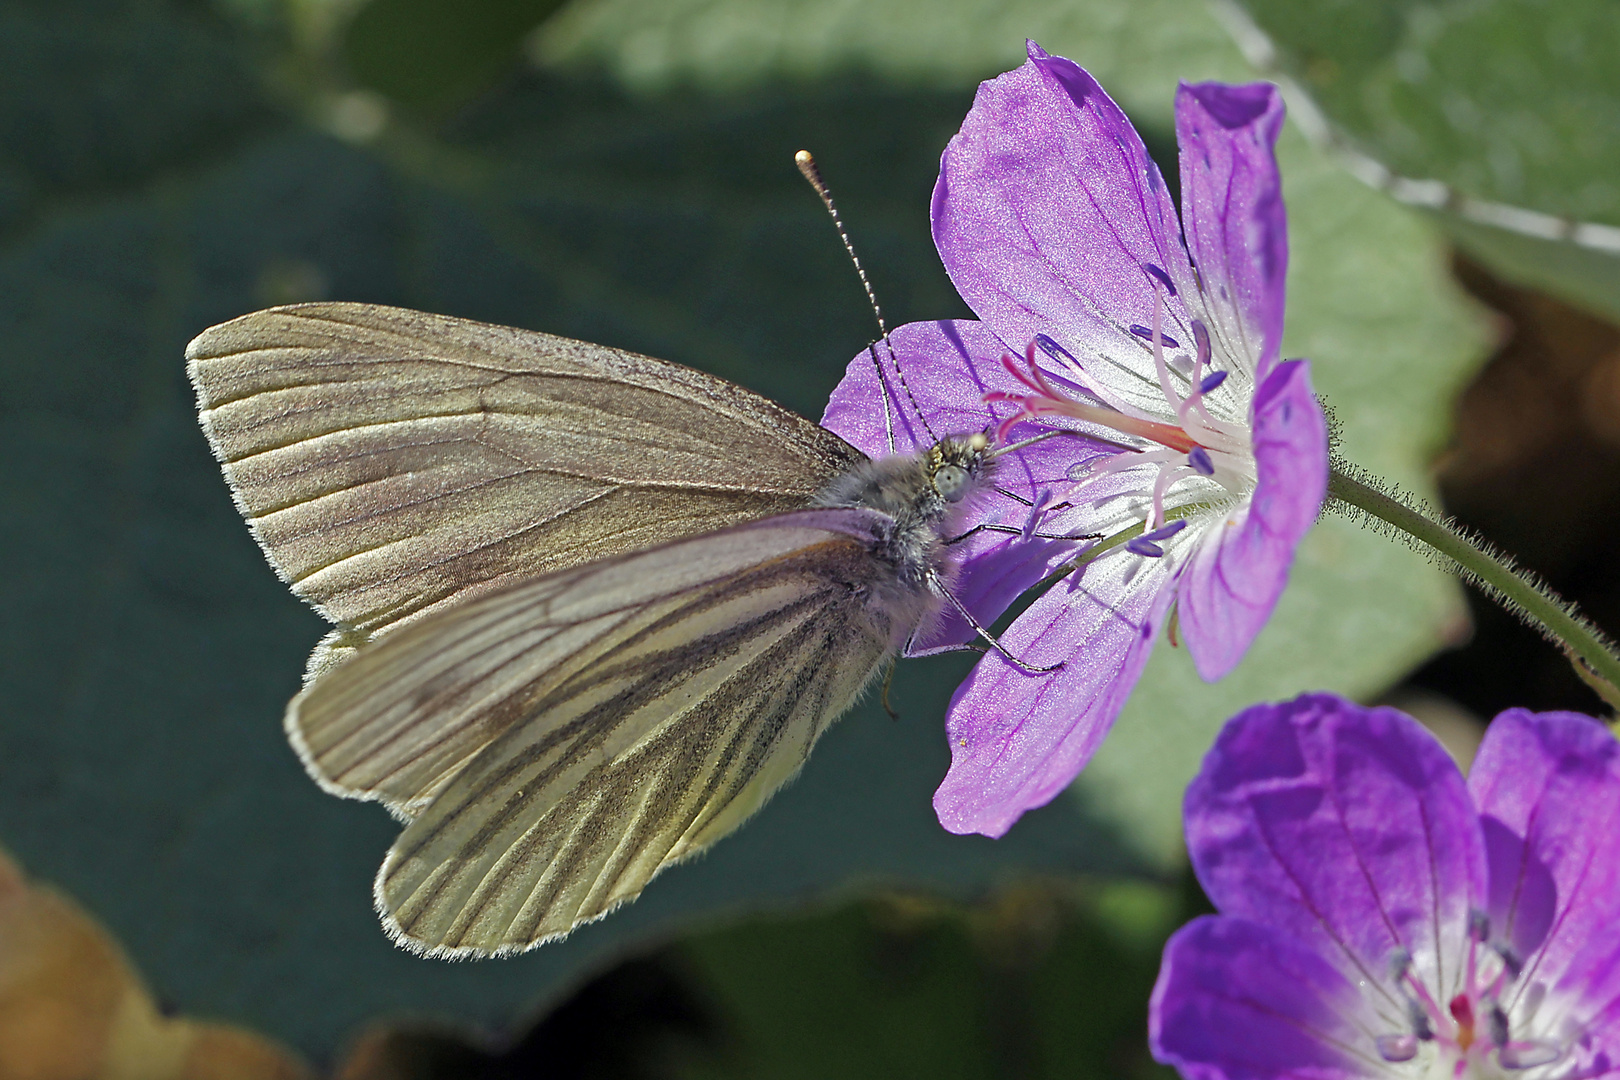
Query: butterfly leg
879 658 901 721
927 572 1062 674
945 522 1102 545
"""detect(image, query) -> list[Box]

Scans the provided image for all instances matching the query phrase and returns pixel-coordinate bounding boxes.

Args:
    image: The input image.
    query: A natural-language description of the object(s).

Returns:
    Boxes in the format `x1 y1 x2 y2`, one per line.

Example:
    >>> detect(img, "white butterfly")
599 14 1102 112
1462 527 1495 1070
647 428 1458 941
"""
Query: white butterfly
190 301 1010 956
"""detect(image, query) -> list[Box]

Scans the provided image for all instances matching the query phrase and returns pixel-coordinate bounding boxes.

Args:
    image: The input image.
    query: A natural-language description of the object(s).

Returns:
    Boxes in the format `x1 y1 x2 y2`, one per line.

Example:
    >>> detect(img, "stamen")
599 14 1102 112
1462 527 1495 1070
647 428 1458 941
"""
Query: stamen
1124 521 1188 559
1125 536 1168 558
1148 460 1190 528
1375 1034 1419 1063
1188 447 1215 476
1198 370 1228 394
1143 263 1177 296
1499 1041 1561 1069
1487 1005 1510 1048
1493 943 1523 981
1149 287 1186 414
1130 324 1179 349
1191 319 1212 373
1035 333 1079 368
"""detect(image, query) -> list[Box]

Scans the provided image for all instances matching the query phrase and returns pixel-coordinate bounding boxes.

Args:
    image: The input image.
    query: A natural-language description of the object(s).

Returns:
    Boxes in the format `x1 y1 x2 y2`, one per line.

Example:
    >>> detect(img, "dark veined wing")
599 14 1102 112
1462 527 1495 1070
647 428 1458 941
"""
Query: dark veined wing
186 303 864 654
286 509 922 955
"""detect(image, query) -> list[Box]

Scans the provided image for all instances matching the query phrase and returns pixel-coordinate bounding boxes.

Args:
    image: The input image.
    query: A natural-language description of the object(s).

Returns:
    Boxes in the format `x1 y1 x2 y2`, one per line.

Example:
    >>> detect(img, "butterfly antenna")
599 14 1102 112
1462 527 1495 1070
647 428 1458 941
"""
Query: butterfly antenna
796 150 937 450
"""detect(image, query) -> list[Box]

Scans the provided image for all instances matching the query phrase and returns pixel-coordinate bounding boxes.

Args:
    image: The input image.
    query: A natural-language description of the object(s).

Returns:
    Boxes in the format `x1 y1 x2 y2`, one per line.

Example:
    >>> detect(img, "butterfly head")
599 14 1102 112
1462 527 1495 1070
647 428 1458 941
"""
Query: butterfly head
927 432 992 504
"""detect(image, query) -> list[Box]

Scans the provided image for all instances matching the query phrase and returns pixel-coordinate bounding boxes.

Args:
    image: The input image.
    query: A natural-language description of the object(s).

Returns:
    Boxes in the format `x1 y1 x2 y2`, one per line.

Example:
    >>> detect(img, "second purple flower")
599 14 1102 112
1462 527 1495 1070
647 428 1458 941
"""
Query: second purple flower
823 43 1329 838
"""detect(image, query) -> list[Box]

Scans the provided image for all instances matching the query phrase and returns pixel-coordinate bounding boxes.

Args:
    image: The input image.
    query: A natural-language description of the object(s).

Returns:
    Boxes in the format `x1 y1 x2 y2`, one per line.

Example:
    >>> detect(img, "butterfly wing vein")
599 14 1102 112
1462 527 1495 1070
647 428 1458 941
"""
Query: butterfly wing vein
288 516 906 955
186 302 862 650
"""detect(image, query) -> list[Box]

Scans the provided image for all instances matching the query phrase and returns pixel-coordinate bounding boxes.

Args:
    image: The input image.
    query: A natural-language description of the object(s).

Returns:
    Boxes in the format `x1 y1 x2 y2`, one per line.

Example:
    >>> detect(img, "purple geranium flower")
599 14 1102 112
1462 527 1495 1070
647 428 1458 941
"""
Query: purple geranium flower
822 42 1329 837
1152 693 1620 1079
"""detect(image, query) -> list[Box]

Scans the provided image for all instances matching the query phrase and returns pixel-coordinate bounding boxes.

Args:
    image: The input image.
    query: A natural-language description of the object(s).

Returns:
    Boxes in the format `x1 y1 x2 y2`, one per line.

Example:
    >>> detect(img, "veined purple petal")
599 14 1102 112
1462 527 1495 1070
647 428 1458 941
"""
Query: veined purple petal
821 318 1119 652
1151 916 1380 1080
1186 695 1486 1007
931 41 1199 419
1175 82 1288 381
1177 360 1327 681
1470 710 1620 1021
822 318 1003 458
933 548 1178 837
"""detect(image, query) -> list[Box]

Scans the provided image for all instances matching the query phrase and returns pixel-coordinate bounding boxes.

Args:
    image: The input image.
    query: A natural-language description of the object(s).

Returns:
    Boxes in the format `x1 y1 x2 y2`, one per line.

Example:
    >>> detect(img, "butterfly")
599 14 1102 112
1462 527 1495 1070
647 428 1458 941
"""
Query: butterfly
189 301 1023 957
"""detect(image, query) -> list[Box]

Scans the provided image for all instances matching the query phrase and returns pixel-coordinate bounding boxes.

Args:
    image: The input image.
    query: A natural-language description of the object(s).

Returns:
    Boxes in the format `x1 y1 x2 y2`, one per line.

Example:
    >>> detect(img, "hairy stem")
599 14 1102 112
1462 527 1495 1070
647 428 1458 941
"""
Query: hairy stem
1327 461 1620 700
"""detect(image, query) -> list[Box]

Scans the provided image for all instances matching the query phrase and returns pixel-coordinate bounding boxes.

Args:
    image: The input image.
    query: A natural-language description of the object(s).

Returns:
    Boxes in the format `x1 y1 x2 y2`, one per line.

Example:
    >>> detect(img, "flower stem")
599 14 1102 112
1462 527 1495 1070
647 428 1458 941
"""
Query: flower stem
1327 462 1620 705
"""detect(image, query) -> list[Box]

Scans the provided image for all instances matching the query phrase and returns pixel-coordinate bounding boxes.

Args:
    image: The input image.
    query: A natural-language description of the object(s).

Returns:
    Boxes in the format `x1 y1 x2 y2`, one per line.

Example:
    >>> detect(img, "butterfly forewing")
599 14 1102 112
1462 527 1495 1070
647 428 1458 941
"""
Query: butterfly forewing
287 510 912 955
186 303 864 650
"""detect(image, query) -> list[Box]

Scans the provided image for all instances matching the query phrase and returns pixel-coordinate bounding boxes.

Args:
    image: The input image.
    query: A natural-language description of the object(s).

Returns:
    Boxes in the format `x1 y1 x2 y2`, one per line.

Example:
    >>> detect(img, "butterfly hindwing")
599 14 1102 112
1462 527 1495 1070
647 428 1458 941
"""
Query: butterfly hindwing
286 510 924 954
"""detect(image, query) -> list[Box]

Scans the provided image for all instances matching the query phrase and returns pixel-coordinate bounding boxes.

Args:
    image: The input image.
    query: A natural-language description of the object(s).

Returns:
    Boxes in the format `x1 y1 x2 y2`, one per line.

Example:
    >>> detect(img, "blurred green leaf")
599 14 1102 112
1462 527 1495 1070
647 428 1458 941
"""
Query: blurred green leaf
0 0 1490 1057
1227 0 1620 321
343 0 570 112
672 886 1179 1080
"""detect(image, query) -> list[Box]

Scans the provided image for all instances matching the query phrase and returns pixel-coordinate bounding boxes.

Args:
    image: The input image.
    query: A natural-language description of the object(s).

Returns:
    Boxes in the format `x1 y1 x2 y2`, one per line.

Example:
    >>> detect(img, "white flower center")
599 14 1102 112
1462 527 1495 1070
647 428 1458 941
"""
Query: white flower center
986 275 1257 550
1375 914 1562 1078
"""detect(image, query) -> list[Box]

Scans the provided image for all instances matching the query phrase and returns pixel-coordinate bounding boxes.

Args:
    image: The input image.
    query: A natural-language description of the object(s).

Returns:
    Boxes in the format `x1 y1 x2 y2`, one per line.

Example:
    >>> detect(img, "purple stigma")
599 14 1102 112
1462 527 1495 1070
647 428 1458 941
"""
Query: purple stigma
1143 263 1177 296
1198 369 1228 394
1130 324 1180 348
1188 447 1215 475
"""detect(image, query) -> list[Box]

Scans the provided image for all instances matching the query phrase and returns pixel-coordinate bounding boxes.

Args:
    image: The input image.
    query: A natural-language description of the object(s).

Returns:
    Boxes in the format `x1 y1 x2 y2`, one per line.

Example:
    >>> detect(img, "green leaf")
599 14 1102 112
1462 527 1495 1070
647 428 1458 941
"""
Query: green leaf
672 886 1180 1080
1227 0 1620 321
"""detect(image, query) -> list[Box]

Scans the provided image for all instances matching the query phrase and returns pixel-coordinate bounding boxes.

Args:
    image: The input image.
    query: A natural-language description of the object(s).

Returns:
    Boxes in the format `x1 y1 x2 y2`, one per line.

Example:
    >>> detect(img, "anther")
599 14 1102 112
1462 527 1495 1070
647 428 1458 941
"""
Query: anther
1144 263 1177 296
1188 447 1215 475
1036 333 1079 366
1130 324 1179 348
1488 1004 1510 1048
1396 988 1435 1042
1191 319 1212 368
1126 520 1187 557
1493 943 1523 980
1499 1041 1561 1069
1375 1034 1419 1063
1198 370 1228 394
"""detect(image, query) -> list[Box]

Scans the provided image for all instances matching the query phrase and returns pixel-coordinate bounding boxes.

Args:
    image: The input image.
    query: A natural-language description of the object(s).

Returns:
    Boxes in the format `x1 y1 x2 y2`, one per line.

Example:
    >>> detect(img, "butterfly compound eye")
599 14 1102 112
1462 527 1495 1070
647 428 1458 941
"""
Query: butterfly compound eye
934 463 971 502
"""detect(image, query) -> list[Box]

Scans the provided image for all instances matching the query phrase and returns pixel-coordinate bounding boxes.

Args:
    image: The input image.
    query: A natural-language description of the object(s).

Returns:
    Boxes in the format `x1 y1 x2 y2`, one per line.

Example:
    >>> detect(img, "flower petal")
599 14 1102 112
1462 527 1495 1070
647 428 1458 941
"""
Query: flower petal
821 318 1006 459
932 545 1178 837
1177 359 1327 681
1469 710 1620 1019
1186 695 1486 1013
931 41 1199 418
1175 82 1288 381
821 318 1122 652
1151 915 1387 1080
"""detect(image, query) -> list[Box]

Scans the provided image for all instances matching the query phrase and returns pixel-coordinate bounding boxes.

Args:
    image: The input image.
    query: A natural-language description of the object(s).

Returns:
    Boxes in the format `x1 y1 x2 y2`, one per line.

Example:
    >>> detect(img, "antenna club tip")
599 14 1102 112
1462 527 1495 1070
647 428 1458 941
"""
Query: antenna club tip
794 149 814 166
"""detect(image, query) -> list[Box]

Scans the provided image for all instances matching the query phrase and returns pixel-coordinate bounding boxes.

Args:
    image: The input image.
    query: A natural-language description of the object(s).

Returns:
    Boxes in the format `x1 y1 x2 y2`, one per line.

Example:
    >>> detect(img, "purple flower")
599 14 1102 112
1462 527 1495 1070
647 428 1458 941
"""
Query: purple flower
1151 693 1620 1079
821 43 1329 837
